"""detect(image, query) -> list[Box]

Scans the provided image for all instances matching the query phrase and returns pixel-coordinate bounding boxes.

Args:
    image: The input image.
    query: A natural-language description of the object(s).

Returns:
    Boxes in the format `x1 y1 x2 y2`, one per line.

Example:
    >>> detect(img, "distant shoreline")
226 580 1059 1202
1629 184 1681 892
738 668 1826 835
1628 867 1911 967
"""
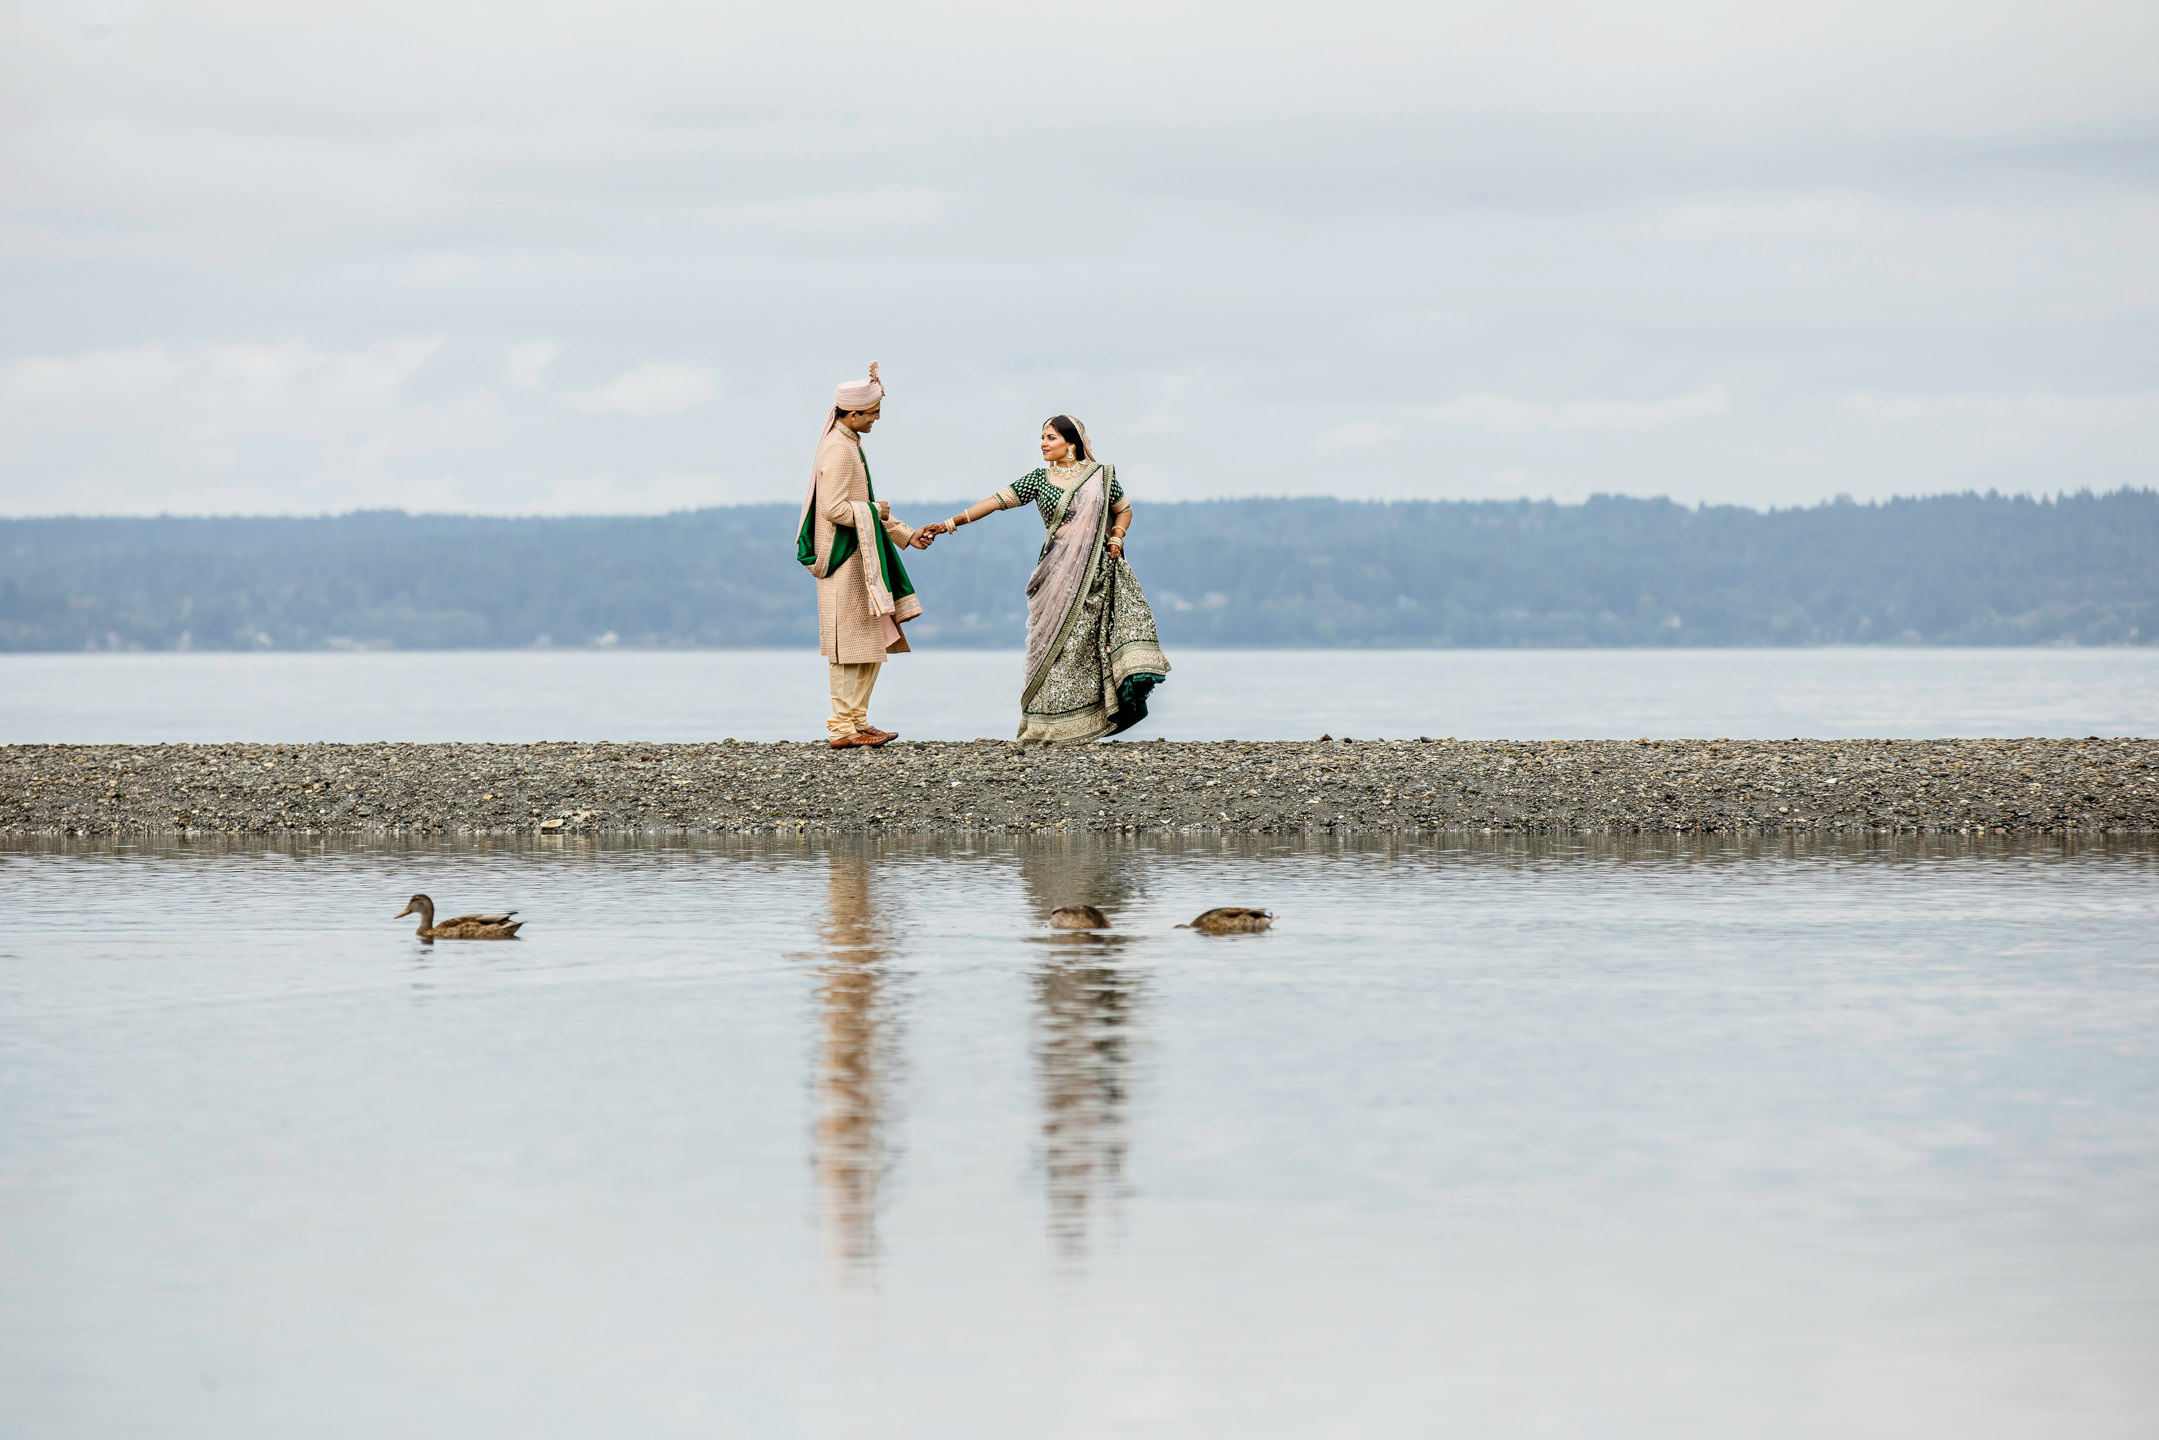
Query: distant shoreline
7 490 2152 652
6 738 2153 838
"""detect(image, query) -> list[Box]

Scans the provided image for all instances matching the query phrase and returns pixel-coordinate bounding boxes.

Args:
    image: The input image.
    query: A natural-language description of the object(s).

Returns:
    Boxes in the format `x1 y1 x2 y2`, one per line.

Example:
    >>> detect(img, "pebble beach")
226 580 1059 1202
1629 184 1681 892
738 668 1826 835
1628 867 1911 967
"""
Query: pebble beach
4 736 2155 837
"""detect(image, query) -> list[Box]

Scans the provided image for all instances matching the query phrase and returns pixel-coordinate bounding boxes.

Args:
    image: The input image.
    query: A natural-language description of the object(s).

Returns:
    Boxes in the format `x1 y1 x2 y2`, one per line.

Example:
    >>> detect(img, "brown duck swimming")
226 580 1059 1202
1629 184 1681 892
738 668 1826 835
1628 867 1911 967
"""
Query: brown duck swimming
1048 905 1111 930
1178 907 1273 935
395 894 524 940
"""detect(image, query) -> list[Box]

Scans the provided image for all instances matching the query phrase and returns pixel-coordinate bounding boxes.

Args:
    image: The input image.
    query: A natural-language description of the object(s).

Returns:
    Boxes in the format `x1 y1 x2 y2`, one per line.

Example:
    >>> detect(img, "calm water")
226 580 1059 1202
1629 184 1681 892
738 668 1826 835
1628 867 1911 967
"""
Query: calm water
2 647 2155 743
2 835 2155 1437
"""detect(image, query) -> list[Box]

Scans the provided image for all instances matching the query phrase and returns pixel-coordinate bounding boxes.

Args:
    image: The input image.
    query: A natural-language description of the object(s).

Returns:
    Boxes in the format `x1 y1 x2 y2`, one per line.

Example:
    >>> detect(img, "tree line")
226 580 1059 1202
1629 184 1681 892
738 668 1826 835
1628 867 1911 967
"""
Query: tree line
2 490 2152 651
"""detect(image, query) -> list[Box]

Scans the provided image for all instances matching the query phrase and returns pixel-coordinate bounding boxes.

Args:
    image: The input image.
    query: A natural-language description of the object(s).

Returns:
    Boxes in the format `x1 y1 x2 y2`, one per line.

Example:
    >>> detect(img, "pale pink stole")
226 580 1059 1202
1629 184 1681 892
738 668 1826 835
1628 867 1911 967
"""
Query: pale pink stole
1022 465 1108 696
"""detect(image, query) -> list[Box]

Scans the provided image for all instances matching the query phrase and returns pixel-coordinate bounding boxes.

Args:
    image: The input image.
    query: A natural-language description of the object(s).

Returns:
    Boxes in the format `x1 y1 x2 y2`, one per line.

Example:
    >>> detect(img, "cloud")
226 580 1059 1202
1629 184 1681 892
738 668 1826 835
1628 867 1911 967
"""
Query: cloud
0 338 442 417
0 337 463 514
1429 386 1728 432
194 338 446 411
403 252 486 286
503 471 729 515
0 347 181 409
506 342 559 389
1316 422 1401 450
1844 389 2159 427
561 363 717 417
2 0 2155 515
699 188 943 233
1840 388 2159 462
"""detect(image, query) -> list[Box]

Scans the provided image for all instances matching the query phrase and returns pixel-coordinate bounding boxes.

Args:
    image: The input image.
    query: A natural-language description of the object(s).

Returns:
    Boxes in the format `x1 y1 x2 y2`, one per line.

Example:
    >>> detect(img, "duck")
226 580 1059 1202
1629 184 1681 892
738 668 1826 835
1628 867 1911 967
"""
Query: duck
1048 904 1111 930
395 893 524 940
1178 907 1273 935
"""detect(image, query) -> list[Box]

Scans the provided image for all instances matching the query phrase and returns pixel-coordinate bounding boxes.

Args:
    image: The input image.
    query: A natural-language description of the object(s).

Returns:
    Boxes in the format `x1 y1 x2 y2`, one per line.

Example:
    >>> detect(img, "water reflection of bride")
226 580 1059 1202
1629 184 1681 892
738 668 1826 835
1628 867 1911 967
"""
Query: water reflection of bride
1019 840 1150 1260
811 849 903 1278
807 839 1150 1274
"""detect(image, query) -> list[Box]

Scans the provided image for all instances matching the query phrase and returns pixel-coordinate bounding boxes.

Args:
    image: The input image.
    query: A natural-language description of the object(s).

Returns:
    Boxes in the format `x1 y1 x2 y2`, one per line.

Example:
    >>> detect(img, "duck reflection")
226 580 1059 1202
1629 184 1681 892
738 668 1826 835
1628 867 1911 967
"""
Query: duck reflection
1019 841 1150 1262
811 850 905 1281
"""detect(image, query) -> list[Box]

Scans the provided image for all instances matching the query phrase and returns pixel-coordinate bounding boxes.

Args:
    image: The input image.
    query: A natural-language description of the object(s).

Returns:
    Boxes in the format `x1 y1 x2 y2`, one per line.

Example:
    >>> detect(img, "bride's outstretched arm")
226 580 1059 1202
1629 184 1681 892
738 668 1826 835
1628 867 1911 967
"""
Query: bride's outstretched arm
1107 499 1132 559
922 493 1012 538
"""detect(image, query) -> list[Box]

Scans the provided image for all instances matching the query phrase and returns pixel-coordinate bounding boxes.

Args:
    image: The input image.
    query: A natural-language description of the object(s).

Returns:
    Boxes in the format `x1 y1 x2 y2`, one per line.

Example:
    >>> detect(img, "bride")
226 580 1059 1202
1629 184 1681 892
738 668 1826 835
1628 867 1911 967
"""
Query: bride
924 416 1170 744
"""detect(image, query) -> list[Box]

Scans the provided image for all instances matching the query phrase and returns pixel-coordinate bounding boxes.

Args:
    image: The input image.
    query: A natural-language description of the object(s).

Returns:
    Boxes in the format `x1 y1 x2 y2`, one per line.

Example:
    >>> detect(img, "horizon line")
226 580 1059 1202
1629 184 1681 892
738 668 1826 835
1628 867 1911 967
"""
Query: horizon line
3 484 2151 525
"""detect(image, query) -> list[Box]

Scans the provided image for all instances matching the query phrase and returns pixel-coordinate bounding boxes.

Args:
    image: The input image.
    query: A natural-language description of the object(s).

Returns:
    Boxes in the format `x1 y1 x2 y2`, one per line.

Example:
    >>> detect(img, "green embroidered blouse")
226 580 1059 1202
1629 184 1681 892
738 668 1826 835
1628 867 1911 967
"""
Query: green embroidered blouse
995 464 1126 525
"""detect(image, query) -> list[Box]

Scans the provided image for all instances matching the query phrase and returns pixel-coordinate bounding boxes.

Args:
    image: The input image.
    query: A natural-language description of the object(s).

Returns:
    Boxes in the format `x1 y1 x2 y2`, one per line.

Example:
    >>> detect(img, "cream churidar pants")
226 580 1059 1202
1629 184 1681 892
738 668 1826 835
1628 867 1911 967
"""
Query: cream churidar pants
827 661 881 738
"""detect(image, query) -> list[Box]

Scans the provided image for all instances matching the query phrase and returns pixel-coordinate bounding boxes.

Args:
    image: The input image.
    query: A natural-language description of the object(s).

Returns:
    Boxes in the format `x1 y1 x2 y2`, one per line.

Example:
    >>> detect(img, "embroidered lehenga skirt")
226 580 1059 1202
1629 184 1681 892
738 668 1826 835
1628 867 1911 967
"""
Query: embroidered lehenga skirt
1018 465 1170 745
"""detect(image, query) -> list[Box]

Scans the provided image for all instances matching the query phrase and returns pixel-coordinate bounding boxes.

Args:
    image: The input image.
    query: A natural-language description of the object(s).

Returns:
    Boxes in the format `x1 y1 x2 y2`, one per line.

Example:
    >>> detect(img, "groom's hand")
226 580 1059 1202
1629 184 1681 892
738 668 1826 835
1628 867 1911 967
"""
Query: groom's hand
909 525 936 550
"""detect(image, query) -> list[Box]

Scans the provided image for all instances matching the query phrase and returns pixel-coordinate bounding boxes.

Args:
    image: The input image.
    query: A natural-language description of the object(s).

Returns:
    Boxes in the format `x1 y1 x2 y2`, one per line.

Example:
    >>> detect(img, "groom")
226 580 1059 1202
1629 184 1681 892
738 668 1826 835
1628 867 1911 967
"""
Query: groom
795 363 937 749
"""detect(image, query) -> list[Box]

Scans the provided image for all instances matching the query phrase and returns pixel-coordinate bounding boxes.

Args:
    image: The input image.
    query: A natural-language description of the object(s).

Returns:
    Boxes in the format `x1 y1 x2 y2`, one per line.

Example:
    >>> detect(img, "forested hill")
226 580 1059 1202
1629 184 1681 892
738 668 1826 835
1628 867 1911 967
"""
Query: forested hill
2 490 2153 652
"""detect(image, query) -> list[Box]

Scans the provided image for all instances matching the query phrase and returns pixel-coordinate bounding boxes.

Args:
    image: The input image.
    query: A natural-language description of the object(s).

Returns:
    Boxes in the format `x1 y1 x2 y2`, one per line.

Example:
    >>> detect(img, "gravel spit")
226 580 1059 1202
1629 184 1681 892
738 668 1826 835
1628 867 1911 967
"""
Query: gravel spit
5 737 2154 837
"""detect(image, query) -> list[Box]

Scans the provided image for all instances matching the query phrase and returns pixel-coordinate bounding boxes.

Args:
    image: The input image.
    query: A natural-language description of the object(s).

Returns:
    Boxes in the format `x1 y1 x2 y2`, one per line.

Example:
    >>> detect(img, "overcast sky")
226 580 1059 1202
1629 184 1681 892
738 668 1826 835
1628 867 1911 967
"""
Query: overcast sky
2 0 2155 515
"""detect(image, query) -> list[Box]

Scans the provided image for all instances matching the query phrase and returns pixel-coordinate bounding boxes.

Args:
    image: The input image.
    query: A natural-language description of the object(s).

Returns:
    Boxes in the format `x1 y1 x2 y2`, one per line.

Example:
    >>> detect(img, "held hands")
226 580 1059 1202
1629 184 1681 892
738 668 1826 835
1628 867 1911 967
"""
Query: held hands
871 501 934 549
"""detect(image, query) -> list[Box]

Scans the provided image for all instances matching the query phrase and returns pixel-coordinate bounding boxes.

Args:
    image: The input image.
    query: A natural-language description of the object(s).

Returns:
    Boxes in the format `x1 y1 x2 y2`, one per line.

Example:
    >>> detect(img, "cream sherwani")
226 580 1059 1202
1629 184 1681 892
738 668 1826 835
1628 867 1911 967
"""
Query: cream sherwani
810 426 918 663
807 425 920 737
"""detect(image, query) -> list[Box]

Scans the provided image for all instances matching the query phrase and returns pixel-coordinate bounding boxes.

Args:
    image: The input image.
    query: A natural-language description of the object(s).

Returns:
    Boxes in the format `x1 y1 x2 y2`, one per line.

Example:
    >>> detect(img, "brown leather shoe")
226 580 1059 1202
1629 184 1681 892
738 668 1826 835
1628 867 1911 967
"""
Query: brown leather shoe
860 725 897 743
828 732 893 749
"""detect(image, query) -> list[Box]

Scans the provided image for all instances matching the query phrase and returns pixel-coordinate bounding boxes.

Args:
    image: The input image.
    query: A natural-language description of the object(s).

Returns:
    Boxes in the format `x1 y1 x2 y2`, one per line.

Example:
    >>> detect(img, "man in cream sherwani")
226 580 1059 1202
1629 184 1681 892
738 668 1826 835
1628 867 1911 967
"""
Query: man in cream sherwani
794 363 935 748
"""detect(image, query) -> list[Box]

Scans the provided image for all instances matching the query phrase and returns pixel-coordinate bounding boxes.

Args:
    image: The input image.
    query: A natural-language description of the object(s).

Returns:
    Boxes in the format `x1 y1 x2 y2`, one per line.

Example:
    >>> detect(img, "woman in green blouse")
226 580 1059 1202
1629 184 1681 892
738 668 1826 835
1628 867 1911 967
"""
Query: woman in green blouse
924 416 1171 744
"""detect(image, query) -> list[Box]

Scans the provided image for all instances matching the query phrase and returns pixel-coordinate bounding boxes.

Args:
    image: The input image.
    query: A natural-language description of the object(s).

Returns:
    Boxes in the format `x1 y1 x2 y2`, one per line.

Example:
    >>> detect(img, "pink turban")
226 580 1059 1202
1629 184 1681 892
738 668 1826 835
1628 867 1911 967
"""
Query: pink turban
833 361 883 413
801 361 885 564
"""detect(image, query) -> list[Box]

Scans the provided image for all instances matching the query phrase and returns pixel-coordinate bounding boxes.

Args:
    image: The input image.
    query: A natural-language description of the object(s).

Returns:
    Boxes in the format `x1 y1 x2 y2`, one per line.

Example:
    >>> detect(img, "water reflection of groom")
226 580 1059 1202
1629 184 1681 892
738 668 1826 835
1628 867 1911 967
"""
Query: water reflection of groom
814 852 897 1276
